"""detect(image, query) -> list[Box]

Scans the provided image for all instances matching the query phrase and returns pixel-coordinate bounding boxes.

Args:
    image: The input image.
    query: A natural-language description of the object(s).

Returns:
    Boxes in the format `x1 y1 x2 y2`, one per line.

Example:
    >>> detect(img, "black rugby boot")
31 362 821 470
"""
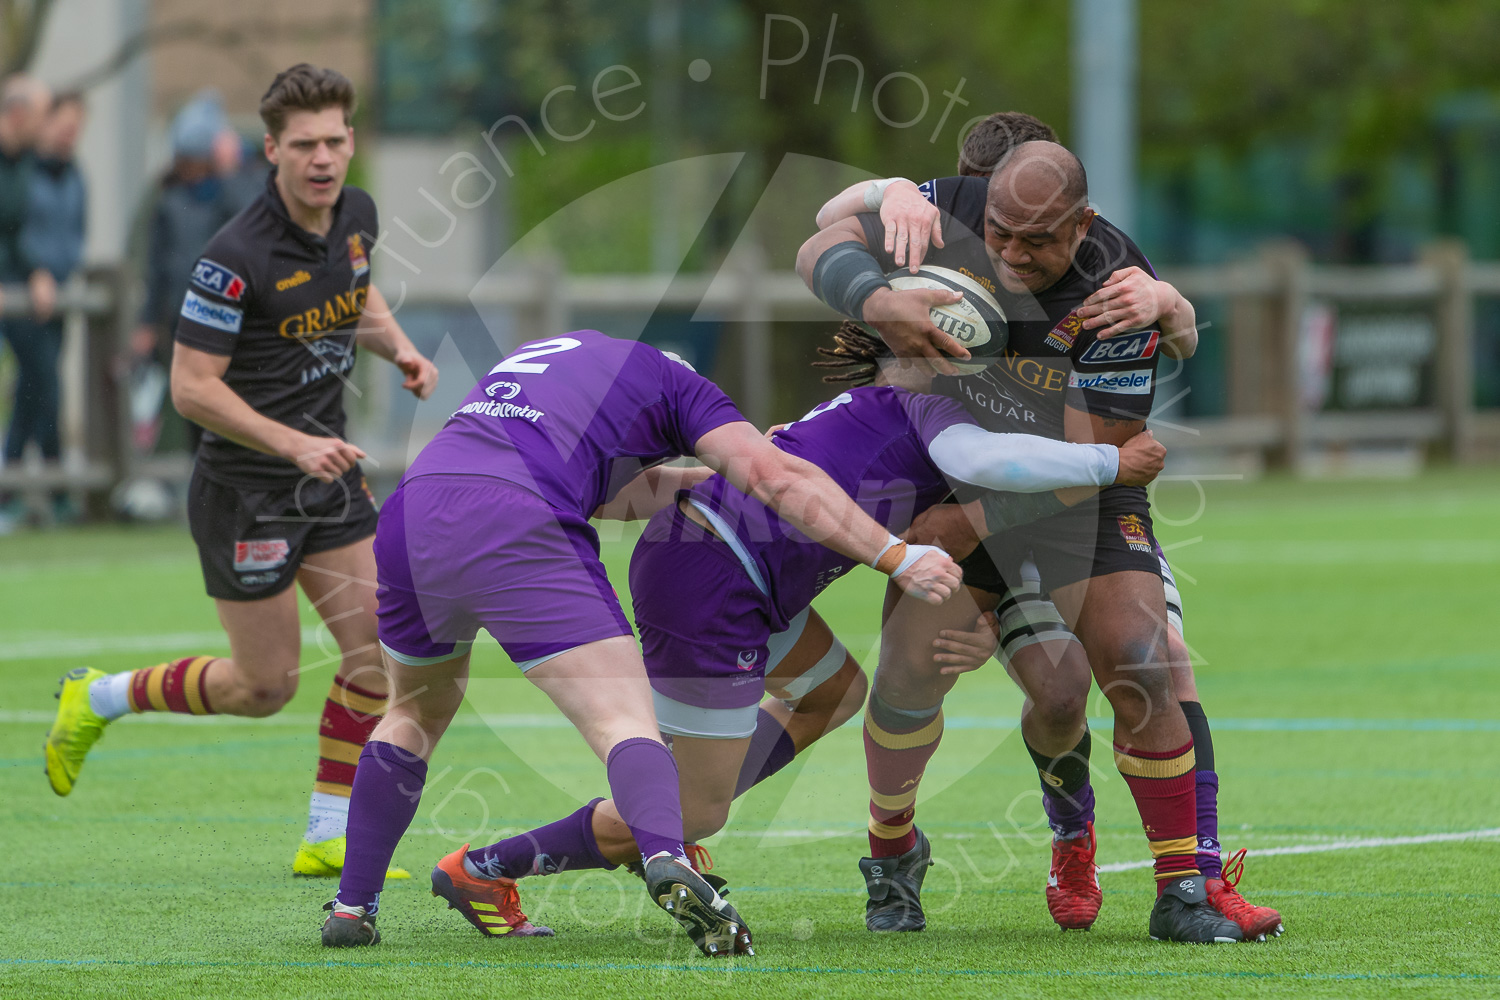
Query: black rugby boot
859 827 933 932
1148 873 1244 943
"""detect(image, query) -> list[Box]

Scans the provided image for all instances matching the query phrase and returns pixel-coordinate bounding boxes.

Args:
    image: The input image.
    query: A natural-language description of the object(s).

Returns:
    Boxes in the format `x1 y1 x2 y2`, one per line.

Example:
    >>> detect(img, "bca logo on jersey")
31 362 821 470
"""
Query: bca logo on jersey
192 259 246 301
233 539 290 572
1077 329 1159 364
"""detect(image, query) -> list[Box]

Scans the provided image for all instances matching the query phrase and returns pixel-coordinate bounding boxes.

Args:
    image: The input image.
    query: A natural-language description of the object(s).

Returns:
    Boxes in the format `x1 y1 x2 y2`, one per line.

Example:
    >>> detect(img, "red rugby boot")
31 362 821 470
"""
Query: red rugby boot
1206 849 1284 941
1046 821 1102 930
431 845 555 938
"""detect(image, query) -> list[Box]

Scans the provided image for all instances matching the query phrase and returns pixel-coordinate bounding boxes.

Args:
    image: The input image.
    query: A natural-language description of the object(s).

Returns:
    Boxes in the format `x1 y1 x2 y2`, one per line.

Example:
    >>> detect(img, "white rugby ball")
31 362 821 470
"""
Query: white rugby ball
887 265 1008 374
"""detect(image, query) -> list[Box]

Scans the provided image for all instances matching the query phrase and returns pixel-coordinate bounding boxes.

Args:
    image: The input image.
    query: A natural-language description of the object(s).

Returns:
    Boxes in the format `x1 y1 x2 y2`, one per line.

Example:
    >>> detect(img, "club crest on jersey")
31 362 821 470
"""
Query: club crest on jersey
191 259 246 301
736 650 759 671
1116 515 1152 553
233 538 290 572
1045 311 1084 352
1078 329 1159 364
484 381 522 400
347 234 370 275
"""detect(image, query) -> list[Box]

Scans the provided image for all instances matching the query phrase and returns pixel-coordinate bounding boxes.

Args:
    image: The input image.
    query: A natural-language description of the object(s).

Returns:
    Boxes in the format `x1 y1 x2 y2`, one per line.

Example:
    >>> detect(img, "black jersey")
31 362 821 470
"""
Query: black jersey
856 174 1163 442
174 170 377 487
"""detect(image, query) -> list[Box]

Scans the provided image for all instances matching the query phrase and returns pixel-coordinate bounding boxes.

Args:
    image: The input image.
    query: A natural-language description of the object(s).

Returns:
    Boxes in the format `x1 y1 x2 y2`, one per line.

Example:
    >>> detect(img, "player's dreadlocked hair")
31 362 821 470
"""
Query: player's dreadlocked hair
813 320 891 386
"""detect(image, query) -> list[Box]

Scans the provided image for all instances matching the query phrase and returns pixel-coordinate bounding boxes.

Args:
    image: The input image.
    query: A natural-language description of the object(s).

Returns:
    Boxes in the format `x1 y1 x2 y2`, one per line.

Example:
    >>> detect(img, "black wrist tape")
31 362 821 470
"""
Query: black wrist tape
811 242 892 320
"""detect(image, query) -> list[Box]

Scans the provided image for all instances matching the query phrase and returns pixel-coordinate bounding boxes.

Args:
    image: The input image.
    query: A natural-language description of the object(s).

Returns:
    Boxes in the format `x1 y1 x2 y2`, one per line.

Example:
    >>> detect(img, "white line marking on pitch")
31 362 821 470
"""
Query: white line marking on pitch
0 629 326 661
1095 828 1500 872
0 710 574 728
3 710 1495 734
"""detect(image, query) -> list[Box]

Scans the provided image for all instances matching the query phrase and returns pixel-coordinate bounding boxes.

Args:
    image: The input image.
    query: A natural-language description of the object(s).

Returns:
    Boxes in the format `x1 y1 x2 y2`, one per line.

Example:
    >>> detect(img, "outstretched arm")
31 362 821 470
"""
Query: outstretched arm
694 421 962 604
926 424 1121 493
905 427 1165 559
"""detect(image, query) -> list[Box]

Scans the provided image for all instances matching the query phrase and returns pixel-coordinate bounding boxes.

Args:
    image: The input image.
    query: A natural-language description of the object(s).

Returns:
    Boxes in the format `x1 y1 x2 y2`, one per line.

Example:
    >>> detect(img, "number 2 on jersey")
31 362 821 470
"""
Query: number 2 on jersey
489 337 582 376
792 392 854 425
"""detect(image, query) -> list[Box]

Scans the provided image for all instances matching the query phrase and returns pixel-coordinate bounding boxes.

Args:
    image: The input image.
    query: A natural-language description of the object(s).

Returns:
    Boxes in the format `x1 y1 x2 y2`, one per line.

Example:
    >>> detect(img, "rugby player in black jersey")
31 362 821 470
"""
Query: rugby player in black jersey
44 65 438 881
809 112 1282 941
796 138 1255 943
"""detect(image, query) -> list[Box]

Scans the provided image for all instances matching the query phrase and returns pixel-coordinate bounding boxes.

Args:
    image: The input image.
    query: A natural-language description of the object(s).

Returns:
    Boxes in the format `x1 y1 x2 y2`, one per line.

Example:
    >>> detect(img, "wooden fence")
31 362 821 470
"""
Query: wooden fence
4 242 1499 503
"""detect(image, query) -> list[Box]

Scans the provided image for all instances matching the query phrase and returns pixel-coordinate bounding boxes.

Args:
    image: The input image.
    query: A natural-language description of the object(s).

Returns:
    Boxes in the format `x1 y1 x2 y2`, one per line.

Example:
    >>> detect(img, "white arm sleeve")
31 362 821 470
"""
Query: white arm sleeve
926 423 1118 492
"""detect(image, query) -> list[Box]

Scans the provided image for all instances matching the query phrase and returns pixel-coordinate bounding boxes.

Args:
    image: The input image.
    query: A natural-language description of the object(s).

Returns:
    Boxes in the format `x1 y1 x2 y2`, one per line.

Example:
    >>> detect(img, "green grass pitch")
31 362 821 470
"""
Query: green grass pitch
2 470 1498 998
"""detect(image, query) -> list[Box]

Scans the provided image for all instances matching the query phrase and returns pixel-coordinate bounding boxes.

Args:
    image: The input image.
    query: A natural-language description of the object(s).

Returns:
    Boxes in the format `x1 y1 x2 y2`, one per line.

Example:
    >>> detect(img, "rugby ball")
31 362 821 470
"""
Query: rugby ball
887 265 1008 375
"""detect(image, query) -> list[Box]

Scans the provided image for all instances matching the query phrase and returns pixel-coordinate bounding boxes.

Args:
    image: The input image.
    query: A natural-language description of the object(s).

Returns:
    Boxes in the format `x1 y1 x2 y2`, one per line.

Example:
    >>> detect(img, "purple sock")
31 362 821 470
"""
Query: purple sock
733 709 798 798
605 737 684 862
337 741 428 911
467 798 615 878
1042 782 1096 838
1196 769 1222 879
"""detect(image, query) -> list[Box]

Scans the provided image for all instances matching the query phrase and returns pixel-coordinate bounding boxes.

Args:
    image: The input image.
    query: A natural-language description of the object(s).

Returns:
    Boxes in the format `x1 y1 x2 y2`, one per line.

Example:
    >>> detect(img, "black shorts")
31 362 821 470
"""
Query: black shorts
967 485 1162 594
187 465 379 601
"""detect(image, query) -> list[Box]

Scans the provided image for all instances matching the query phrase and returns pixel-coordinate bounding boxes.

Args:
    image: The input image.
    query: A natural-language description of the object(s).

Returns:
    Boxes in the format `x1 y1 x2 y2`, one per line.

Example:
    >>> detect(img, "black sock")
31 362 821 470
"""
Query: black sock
1179 701 1215 772
1025 729 1094 836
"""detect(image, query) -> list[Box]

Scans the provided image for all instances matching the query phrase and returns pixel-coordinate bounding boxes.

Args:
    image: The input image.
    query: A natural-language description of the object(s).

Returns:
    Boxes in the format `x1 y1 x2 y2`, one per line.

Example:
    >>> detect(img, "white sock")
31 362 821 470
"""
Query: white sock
305 790 351 843
88 671 134 721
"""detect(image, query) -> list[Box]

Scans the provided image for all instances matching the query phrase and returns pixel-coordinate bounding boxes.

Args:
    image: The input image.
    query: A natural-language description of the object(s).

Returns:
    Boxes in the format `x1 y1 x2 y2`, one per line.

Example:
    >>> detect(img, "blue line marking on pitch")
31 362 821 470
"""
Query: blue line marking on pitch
2 957 1497 982
936 717 1500 733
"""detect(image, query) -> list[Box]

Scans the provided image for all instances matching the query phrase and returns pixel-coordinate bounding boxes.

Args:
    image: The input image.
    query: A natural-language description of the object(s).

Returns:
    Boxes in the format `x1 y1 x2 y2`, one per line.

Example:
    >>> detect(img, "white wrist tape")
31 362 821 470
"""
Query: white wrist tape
870 533 902 570
864 177 910 213
893 542 944 579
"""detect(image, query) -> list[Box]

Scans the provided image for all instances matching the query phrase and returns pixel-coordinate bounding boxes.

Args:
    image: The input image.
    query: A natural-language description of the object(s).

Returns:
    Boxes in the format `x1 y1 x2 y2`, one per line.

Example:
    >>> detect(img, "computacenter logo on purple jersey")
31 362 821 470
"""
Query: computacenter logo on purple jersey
453 399 546 423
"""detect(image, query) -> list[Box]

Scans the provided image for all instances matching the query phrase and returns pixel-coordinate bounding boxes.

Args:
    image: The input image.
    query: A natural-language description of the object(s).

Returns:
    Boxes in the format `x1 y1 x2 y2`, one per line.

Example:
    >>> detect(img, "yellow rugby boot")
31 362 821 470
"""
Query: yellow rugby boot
44 667 110 796
294 835 411 879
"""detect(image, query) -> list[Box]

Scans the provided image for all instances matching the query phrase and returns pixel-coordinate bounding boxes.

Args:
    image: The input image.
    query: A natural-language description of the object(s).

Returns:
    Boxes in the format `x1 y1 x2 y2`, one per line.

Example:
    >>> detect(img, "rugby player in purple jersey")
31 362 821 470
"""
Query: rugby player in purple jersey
811 113 1282 942
421 333 1165 945
322 330 963 956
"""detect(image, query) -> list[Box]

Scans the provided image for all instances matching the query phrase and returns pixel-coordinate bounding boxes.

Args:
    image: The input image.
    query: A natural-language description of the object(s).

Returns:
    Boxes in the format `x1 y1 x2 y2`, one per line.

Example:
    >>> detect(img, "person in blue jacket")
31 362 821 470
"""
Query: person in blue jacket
2 91 84 527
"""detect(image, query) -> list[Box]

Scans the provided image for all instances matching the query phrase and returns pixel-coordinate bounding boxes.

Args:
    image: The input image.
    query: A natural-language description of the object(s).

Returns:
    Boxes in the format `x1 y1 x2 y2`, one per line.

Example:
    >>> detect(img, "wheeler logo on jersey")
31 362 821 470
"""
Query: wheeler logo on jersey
275 269 312 292
181 289 244 334
736 650 759 671
347 234 370 275
191 259 246 301
1077 329 1159 365
233 539 290 572
1045 310 1084 352
1069 369 1153 395
1116 515 1152 553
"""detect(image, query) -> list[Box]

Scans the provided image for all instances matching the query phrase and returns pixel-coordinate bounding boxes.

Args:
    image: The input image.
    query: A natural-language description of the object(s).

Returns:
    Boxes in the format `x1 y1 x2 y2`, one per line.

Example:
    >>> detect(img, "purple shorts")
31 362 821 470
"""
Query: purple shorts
629 504 774 710
375 475 632 665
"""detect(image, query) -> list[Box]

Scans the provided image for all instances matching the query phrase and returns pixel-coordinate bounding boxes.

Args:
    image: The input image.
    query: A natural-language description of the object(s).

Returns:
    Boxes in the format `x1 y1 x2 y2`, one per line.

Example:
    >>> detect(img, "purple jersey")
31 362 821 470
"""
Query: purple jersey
406 331 744 515
685 385 975 629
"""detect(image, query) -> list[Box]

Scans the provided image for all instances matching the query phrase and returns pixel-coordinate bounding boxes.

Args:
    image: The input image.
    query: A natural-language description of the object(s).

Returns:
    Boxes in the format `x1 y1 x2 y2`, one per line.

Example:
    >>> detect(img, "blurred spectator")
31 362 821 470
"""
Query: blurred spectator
0 73 53 532
214 126 265 216
4 92 87 525
128 90 243 453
